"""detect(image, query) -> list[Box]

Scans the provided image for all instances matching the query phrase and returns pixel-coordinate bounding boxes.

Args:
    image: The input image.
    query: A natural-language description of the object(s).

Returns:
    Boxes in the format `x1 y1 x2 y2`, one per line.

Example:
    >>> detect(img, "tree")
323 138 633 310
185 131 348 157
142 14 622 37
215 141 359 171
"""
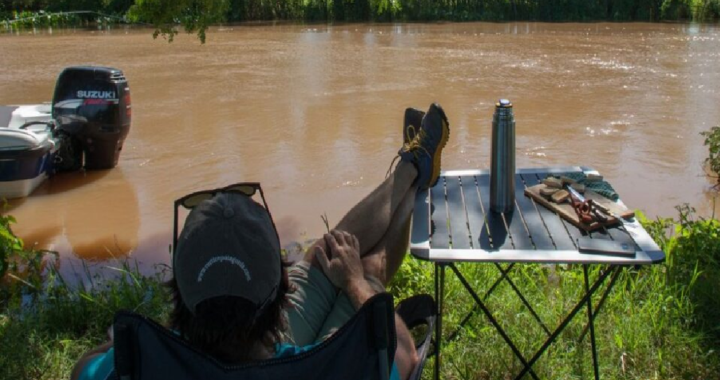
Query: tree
128 0 228 43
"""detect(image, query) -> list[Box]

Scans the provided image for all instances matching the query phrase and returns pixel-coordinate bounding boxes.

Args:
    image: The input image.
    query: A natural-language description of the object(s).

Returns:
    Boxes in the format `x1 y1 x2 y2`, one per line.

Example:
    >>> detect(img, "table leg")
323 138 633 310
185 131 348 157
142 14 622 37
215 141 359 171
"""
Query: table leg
515 267 614 380
447 263 516 343
584 265 600 380
495 263 551 337
448 264 540 380
579 266 621 342
434 263 446 380
448 262 552 342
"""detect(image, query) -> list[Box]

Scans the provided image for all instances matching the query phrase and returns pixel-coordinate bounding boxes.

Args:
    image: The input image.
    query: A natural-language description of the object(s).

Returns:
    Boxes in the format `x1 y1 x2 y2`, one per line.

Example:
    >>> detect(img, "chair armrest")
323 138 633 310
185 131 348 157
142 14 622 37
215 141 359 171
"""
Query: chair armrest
396 294 435 330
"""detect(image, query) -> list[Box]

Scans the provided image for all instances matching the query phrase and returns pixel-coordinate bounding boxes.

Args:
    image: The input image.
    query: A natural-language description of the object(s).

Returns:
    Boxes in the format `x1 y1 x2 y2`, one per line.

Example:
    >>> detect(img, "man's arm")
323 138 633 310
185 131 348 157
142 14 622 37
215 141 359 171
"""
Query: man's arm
343 274 379 310
393 314 419 380
344 277 418 380
315 230 418 380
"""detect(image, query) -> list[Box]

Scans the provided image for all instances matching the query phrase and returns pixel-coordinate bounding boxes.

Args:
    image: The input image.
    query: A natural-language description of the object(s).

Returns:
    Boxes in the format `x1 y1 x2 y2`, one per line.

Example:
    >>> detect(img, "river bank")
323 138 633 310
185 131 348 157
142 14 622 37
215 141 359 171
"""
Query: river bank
2 0 720 25
1 207 718 379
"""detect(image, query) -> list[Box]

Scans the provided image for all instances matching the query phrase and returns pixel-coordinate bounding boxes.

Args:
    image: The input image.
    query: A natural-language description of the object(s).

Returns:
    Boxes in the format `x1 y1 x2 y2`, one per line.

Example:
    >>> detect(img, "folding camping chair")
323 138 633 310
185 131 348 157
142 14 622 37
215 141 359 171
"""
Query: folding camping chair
111 293 435 380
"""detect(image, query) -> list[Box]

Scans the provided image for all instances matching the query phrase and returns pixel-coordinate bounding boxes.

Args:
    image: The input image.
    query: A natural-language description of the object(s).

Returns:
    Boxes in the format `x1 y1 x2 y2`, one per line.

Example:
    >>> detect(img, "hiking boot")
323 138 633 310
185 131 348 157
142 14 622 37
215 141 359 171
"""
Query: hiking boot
398 103 450 189
403 107 425 144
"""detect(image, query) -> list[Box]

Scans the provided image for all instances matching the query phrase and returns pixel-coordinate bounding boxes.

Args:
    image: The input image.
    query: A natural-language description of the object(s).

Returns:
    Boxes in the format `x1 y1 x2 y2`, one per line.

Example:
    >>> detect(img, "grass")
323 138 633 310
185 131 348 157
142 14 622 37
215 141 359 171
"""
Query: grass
0 205 718 379
0 260 171 379
390 204 720 380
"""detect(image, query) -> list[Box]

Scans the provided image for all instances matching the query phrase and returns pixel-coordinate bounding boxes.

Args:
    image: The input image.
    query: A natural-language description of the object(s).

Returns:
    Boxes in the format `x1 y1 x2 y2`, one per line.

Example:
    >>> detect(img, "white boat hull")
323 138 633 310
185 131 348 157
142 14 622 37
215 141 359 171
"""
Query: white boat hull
0 104 56 199
0 171 49 199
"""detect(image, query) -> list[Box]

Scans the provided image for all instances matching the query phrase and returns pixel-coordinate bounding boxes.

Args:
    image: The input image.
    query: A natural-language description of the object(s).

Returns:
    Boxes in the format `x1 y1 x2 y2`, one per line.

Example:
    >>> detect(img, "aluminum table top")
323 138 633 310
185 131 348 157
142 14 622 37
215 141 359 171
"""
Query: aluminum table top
410 166 665 265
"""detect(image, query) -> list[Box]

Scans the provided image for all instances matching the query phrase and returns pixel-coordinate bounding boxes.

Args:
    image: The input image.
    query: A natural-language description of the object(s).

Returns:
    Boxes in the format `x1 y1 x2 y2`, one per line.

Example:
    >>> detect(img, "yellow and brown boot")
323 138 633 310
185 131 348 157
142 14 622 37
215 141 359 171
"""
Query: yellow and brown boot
398 103 450 189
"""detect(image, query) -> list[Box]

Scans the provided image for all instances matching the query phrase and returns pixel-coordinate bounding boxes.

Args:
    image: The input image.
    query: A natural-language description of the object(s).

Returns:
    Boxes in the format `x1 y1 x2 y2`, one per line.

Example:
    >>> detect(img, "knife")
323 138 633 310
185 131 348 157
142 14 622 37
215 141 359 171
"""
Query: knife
565 185 623 223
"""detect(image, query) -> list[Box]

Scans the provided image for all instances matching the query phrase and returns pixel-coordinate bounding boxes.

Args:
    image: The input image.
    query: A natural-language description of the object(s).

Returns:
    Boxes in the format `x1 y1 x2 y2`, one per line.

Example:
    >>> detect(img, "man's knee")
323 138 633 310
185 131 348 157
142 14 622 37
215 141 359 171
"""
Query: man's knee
302 238 328 268
361 252 388 286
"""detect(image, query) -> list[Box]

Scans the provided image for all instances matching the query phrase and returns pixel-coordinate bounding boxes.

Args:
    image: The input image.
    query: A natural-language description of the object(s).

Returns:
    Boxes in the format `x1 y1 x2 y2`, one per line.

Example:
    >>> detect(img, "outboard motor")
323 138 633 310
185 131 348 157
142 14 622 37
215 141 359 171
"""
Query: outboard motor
52 66 131 171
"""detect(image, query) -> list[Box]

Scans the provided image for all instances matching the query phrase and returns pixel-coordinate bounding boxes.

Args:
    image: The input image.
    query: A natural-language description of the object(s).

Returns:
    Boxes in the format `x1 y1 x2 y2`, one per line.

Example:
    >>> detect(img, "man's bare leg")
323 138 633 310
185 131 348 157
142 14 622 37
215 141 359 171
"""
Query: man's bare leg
360 185 416 286
304 161 417 266
298 103 448 380
360 186 420 380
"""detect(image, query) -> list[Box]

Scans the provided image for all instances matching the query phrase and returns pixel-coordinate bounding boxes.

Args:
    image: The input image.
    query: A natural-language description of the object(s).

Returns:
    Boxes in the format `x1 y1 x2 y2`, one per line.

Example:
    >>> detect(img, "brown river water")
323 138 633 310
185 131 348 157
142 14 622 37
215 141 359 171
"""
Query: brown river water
1 22 719 276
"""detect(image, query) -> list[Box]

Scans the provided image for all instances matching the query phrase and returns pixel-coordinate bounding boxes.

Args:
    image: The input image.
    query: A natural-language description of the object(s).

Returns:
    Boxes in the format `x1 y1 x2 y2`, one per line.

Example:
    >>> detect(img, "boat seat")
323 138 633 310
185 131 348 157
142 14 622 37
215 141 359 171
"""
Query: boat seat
0 128 51 151
0 106 18 129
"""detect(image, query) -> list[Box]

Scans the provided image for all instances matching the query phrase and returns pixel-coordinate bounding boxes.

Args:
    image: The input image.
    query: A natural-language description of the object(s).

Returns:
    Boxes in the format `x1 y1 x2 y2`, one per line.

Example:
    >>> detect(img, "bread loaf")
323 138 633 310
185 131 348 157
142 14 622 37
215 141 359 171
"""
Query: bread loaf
551 189 570 204
543 177 563 189
540 187 560 197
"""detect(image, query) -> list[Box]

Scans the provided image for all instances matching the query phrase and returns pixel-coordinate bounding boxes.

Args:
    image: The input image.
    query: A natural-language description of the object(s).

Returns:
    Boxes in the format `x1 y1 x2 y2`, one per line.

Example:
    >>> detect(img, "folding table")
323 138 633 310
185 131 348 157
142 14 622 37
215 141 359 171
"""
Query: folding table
409 166 665 380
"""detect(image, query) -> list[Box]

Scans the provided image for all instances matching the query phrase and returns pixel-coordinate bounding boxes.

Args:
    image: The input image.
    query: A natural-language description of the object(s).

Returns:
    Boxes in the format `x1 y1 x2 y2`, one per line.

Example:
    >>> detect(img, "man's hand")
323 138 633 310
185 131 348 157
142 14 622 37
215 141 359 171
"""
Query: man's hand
315 229 379 311
315 230 364 292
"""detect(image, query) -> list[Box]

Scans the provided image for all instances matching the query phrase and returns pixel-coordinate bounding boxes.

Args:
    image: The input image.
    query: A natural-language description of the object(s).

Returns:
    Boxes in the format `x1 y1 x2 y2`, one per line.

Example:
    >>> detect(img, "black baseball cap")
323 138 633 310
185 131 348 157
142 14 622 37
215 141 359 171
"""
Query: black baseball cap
173 192 282 315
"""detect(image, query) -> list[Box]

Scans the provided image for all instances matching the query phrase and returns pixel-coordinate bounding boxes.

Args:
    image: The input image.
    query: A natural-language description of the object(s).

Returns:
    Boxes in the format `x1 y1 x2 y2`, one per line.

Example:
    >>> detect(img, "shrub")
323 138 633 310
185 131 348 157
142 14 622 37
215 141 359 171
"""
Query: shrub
0 206 56 311
643 205 720 340
701 126 720 189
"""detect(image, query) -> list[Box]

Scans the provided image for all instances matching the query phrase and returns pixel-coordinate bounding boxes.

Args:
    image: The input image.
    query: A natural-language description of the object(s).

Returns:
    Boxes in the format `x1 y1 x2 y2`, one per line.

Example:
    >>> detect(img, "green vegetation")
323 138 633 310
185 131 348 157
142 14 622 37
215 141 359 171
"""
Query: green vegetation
3 0 720 42
702 126 720 189
0 0 134 18
390 205 720 379
0 206 54 311
4 0 720 22
0 262 170 379
1 204 171 378
127 0 229 43
1 126 719 377
1 128 718 378
0 202 718 379
0 1 133 29
0 232 170 378
0 10 84 28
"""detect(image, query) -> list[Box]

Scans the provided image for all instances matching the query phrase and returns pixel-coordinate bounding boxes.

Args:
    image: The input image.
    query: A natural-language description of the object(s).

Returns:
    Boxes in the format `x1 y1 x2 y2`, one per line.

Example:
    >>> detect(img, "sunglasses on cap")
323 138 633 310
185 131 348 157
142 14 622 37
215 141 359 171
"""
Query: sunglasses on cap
172 182 279 255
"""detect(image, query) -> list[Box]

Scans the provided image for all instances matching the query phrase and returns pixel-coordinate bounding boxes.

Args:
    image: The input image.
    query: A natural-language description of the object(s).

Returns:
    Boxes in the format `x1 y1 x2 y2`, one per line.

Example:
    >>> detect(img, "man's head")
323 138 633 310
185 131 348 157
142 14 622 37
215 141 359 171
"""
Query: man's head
169 191 288 362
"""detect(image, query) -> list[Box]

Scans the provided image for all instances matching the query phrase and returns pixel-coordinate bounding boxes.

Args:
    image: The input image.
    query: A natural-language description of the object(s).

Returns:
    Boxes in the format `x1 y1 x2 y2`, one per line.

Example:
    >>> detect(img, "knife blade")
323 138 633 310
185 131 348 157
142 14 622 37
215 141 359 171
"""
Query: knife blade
566 185 624 222
565 184 585 202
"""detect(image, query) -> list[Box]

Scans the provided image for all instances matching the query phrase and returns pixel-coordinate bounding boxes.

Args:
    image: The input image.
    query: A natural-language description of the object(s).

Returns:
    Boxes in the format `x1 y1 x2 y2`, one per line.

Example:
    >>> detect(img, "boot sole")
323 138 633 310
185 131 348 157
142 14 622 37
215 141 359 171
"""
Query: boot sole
429 119 450 188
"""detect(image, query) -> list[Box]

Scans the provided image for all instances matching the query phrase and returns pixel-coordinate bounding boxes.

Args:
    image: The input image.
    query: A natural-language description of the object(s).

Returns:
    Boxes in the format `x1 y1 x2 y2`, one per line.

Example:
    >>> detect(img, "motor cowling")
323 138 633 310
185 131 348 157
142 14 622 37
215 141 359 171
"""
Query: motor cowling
52 66 131 170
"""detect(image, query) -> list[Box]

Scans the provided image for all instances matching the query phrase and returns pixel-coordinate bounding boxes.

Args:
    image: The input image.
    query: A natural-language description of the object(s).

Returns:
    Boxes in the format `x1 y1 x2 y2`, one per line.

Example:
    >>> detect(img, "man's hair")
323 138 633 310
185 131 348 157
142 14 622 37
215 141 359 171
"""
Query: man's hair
167 262 291 363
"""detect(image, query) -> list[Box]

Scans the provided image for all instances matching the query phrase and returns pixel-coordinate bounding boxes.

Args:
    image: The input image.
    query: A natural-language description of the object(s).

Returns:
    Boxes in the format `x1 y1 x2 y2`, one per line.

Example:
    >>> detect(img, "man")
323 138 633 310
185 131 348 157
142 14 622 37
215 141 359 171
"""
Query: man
72 103 449 380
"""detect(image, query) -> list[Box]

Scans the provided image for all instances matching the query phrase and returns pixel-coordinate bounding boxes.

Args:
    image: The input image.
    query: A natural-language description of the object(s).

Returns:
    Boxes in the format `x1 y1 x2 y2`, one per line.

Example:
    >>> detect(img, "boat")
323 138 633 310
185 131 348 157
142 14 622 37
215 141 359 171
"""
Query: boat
0 66 132 199
0 104 56 199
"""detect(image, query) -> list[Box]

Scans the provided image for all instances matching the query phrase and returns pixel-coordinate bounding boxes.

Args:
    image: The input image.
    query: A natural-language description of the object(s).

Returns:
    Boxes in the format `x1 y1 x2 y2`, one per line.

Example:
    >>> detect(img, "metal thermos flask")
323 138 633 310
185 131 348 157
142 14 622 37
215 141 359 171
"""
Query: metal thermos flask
490 99 516 213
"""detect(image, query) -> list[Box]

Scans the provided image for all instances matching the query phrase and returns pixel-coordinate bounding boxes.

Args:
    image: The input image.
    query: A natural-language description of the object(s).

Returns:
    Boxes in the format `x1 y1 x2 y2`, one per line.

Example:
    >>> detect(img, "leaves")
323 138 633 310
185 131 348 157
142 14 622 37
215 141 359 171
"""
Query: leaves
642 204 720 341
4 0 720 41
701 126 720 187
128 0 229 43
1 208 58 311
0 207 23 281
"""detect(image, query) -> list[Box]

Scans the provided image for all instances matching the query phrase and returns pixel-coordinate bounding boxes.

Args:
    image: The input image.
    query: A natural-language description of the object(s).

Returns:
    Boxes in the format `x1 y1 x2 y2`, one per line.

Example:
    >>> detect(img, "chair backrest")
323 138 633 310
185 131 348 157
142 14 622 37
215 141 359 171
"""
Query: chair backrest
112 293 397 380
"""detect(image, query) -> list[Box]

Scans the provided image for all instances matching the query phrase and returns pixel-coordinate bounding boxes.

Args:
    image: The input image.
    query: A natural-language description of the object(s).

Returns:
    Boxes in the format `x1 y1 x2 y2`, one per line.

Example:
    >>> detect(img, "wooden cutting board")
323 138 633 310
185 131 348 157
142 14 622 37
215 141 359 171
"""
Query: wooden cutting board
524 184 635 231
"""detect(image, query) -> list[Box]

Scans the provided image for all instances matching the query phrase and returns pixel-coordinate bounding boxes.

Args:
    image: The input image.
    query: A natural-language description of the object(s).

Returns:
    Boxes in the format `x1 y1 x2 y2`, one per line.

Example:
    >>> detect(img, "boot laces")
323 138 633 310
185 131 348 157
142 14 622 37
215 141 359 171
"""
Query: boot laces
386 128 431 178
405 124 418 143
403 128 431 159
